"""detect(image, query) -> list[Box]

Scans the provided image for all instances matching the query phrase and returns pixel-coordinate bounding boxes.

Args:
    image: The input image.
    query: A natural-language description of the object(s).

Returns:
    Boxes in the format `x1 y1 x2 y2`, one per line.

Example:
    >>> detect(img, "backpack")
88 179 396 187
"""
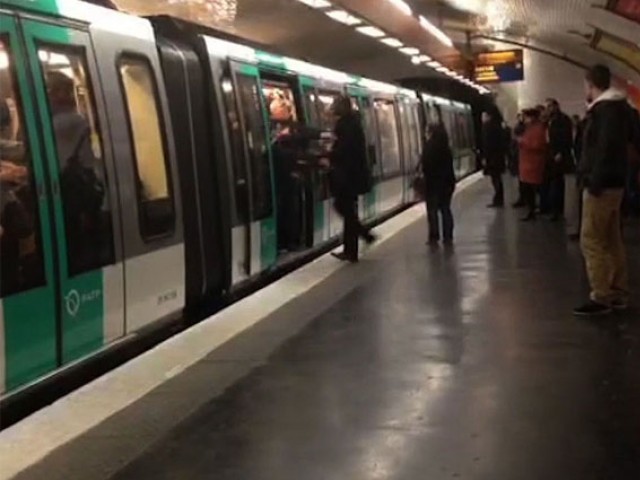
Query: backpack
59 132 104 223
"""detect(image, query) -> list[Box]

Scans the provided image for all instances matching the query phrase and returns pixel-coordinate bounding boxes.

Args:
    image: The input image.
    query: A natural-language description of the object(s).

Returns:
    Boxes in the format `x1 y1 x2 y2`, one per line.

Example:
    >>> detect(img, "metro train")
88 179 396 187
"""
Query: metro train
0 0 476 401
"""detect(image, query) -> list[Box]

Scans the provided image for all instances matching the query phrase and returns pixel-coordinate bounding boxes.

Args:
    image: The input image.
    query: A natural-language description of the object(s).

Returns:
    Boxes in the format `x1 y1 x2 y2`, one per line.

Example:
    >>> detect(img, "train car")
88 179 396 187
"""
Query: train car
0 0 476 408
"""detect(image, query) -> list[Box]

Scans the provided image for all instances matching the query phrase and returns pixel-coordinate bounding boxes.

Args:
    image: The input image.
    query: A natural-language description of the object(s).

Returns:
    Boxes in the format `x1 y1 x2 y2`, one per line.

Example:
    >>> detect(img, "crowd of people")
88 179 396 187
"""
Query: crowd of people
477 64 640 317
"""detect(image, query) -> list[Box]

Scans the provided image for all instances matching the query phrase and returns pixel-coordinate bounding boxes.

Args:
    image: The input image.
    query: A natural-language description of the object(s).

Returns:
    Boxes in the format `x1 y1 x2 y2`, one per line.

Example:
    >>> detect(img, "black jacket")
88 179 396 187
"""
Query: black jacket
421 127 455 194
482 120 507 174
330 113 370 197
547 111 574 174
579 91 633 191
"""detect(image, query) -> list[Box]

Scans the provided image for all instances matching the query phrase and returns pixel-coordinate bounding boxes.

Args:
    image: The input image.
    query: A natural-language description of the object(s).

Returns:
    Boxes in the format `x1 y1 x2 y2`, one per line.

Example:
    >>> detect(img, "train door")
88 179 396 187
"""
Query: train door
0 14 57 393
349 92 377 221
300 82 333 245
315 89 343 238
20 20 126 364
260 71 309 253
230 62 276 276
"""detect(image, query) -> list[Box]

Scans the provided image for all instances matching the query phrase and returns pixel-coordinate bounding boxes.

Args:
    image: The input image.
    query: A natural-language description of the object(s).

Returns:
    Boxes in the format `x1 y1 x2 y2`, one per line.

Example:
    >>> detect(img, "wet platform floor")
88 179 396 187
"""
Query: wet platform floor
15 180 640 480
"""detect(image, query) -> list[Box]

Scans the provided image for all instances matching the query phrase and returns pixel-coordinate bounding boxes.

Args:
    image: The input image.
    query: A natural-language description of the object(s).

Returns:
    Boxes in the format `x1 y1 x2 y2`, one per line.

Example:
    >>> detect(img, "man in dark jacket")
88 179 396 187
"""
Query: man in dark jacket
327 95 375 263
574 65 631 316
545 98 574 220
481 107 507 207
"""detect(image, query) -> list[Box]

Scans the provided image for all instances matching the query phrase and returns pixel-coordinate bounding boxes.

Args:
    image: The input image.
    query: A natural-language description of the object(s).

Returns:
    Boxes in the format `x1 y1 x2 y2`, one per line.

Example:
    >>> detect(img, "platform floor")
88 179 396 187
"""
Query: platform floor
9 179 640 480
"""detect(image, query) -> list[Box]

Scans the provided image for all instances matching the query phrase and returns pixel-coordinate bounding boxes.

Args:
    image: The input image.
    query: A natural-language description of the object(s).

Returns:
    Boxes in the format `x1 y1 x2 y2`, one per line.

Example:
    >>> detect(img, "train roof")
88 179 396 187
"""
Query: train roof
5 0 467 106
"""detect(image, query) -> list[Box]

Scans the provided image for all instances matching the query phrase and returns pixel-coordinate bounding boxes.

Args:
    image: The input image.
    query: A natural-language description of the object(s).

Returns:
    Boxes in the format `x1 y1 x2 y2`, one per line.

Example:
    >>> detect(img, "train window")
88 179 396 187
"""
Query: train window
374 99 401 177
262 80 299 142
236 73 272 221
0 38 46 297
396 102 409 171
221 74 249 225
360 97 379 177
317 90 340 131
302 86 319 127
39 45 115 276
118 55 175 240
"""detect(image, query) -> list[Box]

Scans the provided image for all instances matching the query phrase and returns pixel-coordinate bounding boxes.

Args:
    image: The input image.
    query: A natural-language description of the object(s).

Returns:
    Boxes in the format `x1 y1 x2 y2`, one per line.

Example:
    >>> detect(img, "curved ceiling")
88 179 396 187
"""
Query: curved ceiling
112 0 639 84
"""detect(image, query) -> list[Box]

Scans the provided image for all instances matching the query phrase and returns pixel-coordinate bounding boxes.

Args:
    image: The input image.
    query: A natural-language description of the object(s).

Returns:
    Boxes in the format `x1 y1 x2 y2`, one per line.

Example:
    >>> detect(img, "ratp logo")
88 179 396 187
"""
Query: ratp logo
65 289 81 317
64 288 101 317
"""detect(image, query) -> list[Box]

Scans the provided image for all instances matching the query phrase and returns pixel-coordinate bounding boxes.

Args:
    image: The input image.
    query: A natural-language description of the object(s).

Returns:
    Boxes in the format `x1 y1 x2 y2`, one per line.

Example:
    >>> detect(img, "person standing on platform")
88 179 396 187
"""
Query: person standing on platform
422 123 456 245
326 95 375 263
481 106 507 208
574 65 631 316
545 98 574 221
517 108 549 221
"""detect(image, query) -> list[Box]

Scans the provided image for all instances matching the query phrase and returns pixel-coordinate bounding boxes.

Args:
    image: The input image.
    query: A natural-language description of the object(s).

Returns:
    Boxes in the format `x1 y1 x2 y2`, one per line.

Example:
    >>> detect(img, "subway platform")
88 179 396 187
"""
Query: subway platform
2 176 639 480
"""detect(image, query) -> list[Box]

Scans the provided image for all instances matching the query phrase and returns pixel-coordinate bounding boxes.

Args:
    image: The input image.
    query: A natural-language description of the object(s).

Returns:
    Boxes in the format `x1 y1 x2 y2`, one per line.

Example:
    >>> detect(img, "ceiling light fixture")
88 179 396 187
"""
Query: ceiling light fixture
418 55 432 62
295 0 332 8
387 0 412 16
411 56 421 65
419 15 453 47
380 37 404 48
356 25 386 38
427 60 441 68
325 9 362 25
399 47 420 56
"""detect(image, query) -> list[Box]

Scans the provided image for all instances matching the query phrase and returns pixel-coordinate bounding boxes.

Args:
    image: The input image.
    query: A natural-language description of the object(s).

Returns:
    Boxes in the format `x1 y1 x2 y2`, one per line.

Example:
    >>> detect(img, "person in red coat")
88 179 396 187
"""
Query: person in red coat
518 108 549 221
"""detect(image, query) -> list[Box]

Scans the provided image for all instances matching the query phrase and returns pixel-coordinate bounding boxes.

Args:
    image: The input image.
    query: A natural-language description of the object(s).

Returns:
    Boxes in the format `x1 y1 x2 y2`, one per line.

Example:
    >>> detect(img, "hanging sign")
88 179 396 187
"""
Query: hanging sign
473 49 524 84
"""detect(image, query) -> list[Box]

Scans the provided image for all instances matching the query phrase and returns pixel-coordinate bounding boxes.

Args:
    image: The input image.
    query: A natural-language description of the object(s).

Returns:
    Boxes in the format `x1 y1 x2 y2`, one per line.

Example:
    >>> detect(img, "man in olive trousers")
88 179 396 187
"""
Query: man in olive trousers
574 65 632 317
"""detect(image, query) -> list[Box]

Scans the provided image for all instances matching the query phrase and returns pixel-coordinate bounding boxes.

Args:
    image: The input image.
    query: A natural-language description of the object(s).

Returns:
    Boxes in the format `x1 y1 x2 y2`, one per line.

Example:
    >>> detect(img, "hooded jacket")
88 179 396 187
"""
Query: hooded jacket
579 89 632 191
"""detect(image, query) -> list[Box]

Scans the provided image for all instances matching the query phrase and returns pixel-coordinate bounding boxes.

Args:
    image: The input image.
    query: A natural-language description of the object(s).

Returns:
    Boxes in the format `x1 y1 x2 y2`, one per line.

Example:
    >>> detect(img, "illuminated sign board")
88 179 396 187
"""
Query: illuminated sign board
473 49 524 84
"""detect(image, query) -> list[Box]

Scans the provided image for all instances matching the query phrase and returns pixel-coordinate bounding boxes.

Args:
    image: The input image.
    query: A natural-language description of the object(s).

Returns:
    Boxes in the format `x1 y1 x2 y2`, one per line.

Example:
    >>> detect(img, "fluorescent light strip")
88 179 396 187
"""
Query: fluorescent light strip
356 25 386 38
380 37 404 48
359 77 398 94
399 47 420 56
419 15 453 47
325 9 362 26
418 55 432 62
295 0 332 8
411 56 421 65
387 0 412 16
427 60 441 68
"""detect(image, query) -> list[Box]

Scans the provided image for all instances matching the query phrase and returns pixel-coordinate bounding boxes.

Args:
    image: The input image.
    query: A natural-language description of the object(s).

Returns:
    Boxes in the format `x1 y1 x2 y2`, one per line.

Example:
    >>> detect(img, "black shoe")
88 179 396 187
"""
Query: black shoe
512 200 526 208
487 203 504 208
427 238 440 246
331 252 358 263
520 214 536 222
364 233 377 245
611 299 629 312
550 215 562 222
443 238 454 246
573 301 612 317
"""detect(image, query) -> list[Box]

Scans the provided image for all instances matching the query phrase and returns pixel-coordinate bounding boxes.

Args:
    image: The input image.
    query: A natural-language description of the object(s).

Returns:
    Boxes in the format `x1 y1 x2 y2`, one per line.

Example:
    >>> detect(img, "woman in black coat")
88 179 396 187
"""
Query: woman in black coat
481 107 507 207
422 123 456 245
